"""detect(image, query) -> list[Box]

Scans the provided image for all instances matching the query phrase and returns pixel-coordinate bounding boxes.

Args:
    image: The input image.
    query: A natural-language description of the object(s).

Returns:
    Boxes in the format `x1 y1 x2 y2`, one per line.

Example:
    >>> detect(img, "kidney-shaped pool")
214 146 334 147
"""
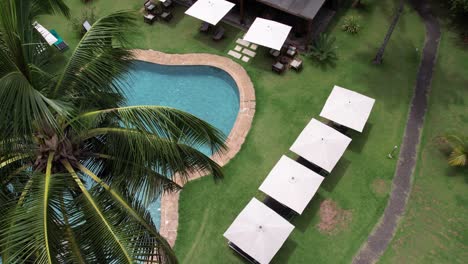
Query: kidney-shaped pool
122 61 240 228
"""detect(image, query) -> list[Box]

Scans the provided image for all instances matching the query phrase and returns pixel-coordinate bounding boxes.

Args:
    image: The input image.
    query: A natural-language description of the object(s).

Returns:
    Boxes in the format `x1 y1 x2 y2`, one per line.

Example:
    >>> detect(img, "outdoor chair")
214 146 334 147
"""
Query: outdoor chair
286 45 297 57
50 29 68 52
290 58 303 71
269 48 280 58
144 0 157 13
143 13 157 24
212 27 225 41
162 0 173 8
272 61 286 74
263 196 296 221
228 242 259 264
159 11 173 21
200 22 210 33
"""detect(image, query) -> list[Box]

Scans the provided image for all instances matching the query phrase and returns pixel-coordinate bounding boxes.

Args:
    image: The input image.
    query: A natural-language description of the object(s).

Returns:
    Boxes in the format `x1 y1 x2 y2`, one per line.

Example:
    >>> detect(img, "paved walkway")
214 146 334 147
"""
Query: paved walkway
352 1 441 263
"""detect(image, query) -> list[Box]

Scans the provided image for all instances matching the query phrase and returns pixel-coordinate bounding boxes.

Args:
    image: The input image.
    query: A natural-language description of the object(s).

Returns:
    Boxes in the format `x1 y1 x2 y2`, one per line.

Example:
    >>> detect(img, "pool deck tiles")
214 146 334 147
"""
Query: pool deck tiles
242 48 256 57
227 50 242 59
250 44 258 50
234 45 242 52
241 56 250 62
236 38 250 47
132 49 256 247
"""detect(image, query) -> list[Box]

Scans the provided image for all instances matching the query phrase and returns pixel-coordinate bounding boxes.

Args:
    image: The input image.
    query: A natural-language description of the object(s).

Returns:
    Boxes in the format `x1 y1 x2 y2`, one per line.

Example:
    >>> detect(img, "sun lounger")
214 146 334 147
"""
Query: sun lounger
272 61 285 74
83 20 92 32
200 22 210 33
212 27 225 41
228 242 259 264
144 14 157 24
159 11 173 21
286 45 297 57
290 58 303 71
296 156 328 176
263 196 296 221
50 29 68 52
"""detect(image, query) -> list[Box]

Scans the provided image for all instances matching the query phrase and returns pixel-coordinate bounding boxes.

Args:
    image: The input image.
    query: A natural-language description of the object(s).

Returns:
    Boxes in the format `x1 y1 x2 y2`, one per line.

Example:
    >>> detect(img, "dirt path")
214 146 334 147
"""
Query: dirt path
352 1 441 263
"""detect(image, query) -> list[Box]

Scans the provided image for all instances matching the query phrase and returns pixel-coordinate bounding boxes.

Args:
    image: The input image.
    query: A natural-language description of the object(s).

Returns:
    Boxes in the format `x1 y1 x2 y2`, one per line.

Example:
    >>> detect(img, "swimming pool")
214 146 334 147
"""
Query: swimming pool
124 61 240 229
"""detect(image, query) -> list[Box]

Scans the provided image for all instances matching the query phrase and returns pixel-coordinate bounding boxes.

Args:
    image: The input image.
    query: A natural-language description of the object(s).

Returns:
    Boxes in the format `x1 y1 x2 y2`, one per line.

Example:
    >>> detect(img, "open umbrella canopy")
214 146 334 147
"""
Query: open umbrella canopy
223 198 294 264
32 21 58 46
320 85 376 132
243 18 292 50
290 118 351 173
185 0 235 25
259 155 324 214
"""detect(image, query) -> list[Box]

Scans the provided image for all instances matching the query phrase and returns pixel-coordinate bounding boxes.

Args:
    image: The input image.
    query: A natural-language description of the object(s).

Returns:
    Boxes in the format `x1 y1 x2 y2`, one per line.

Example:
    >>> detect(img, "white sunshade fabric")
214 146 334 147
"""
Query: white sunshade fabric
243 18 292 50
320 85 376 132
290 118 351 173
223 198 294 264
32 21 57 46
185 0 235 26
259 155 324 214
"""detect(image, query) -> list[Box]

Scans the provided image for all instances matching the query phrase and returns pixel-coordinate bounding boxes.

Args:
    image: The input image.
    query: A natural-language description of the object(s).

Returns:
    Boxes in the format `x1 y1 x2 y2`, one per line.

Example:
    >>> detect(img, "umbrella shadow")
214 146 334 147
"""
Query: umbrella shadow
348 123 373 154
292 193 323 233
272 238 298 264
321 158 351 192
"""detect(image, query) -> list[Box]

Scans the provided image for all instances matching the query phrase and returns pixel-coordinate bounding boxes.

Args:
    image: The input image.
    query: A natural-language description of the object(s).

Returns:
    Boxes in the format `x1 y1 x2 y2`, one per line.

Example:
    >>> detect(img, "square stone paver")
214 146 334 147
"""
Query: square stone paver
250 44 258 50
234 45 242 52
242 48 256 57
236 38 250 47
241 56 250 62
227 50 242 59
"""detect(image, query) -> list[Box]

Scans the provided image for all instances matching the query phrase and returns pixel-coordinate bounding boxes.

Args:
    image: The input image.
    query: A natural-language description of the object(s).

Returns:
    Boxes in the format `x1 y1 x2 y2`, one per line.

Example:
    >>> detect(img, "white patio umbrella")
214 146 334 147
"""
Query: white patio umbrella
259 155 324 214
223 198 294 264
290 118 351 173
32 21 57 46
243 18 292 50
185 0 235 26
320 85 376 132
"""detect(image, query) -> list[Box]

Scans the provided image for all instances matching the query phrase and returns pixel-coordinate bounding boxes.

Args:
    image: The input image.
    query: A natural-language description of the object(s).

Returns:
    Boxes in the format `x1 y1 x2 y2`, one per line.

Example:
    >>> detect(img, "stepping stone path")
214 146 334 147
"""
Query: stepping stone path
228 38 257 63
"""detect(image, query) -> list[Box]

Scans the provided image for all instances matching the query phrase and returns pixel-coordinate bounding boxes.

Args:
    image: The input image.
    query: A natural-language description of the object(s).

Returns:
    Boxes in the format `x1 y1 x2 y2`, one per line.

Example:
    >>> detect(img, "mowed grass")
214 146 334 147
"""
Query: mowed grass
379 28 468 264
39 0 426 263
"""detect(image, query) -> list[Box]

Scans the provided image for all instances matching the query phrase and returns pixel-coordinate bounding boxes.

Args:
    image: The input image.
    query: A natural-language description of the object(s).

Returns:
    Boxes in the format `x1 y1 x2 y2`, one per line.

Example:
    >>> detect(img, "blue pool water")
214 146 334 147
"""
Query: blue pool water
123 61 240 229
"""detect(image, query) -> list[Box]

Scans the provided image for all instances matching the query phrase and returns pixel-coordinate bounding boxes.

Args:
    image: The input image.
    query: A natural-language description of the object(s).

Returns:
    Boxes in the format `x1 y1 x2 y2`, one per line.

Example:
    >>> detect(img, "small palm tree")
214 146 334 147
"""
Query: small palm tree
439 134 468 167
307 33 338 63
0 0 225 262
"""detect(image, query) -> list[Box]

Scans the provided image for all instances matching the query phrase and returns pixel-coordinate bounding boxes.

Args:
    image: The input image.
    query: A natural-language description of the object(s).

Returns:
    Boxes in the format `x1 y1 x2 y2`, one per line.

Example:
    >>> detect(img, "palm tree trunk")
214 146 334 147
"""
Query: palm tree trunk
373 0 405 64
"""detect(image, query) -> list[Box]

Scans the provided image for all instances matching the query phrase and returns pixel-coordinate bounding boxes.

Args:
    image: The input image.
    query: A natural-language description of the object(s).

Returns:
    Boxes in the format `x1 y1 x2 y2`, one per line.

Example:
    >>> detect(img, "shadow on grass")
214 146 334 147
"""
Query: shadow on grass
321 159 351 192
273 238 298 263
293 193 323 233
349 123 373 154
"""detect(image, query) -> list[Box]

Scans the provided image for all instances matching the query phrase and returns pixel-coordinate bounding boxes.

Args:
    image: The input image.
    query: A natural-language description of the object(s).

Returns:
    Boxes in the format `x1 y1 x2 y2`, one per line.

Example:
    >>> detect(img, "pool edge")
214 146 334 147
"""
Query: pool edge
132 49 256 247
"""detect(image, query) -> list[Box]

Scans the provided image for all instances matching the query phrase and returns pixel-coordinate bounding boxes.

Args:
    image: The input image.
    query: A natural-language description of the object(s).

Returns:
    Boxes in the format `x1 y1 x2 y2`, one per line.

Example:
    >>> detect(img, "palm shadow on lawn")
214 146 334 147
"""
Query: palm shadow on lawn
293 193 324 233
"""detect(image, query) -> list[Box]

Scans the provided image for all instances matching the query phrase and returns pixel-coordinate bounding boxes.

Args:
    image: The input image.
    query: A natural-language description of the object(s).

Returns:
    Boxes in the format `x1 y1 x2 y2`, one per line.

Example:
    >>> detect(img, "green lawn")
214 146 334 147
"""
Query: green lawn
379 26 468 264
39 0 429 263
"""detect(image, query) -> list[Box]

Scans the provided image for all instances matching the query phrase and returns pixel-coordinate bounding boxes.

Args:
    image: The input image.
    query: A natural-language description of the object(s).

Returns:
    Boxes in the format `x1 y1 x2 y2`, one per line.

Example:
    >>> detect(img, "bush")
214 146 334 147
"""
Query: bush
342 16 361 34
71 7 97 37
448 0 468 15
307 33 338 63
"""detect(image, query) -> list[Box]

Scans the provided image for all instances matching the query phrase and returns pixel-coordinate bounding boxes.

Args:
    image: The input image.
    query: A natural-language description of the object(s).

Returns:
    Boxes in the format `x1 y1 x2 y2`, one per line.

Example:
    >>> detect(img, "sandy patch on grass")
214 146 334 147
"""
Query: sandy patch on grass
317 199 352 235
371 179 391 197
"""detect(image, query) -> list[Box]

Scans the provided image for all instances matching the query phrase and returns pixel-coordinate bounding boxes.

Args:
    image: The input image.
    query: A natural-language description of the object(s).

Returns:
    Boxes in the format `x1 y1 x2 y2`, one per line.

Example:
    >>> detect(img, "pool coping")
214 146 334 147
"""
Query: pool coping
132 49 255 247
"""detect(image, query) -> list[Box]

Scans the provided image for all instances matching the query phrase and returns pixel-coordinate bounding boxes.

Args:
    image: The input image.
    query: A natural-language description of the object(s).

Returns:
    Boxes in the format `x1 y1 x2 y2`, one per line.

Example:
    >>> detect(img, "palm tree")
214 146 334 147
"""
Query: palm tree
439 134 467 167
373 0 405 64
0 0 226 262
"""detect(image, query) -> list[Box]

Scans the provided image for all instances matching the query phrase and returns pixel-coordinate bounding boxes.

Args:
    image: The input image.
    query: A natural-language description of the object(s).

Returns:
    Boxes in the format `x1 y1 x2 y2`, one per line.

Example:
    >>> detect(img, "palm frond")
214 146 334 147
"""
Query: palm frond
52 10 137 108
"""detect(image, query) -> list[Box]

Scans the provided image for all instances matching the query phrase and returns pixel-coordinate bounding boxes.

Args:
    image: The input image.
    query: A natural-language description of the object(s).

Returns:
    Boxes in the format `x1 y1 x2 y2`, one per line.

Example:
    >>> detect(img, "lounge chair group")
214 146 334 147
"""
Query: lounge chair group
224 86 376 263
271 44 302 74
198 22 225 41
143 0 174 24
